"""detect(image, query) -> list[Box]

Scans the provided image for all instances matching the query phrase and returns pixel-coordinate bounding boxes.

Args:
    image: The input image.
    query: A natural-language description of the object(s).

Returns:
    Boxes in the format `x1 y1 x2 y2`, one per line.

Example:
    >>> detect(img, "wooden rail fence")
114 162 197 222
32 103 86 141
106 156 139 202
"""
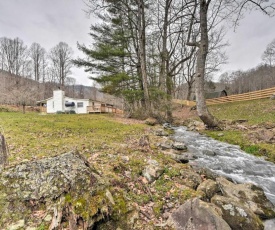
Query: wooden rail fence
173 87 275 106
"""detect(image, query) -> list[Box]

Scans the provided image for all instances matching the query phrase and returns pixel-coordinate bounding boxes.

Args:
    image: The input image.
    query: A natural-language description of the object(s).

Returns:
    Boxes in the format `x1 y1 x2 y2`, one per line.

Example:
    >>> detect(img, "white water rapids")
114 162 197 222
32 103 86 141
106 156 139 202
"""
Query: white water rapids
173 127 275 205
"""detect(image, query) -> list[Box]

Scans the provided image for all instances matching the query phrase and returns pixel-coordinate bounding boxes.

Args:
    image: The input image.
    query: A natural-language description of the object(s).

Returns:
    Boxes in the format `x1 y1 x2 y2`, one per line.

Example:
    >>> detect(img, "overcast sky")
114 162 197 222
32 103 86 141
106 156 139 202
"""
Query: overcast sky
0 0 275 85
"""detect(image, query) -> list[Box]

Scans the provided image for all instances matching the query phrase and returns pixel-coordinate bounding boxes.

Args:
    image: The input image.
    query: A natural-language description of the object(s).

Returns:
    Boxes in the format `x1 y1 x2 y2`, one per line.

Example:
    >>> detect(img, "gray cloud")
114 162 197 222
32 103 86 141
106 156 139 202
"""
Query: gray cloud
222 10 275 75
0 1 275 84
0 0 92 85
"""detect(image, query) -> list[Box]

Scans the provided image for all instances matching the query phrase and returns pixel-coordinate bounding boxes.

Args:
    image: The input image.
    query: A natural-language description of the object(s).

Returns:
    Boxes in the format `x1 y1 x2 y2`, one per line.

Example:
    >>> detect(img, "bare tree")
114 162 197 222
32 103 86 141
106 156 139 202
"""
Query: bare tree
49 42 73 87
0 37 28 76
262 39 275 67
29 43 46 82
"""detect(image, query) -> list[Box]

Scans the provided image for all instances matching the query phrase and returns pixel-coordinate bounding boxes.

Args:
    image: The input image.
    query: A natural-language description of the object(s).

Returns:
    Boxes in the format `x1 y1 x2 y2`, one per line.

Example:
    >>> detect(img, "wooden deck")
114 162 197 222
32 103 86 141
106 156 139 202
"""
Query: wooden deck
87 105 116 113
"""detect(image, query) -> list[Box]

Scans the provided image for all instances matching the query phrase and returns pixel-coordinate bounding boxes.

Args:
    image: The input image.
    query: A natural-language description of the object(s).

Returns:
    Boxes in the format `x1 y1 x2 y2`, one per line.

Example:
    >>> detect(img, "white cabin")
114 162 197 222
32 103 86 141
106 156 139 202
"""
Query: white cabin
45 90 89 114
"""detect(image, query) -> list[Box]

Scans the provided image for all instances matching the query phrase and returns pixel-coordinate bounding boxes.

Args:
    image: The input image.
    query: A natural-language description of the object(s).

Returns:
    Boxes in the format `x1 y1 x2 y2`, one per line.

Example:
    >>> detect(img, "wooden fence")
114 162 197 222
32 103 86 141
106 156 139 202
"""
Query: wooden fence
173 87 275 106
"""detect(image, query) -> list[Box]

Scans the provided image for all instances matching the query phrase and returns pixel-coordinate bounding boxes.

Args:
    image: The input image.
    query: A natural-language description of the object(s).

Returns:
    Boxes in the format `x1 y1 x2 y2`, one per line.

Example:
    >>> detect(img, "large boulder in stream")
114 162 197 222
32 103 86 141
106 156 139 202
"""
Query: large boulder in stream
0 152 113 229
216 177 275 219
211 195 264 230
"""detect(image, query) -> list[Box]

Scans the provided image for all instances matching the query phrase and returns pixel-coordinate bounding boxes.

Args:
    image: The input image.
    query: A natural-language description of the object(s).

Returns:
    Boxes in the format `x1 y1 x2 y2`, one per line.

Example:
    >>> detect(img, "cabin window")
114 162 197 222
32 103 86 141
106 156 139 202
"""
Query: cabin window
77 102 84 108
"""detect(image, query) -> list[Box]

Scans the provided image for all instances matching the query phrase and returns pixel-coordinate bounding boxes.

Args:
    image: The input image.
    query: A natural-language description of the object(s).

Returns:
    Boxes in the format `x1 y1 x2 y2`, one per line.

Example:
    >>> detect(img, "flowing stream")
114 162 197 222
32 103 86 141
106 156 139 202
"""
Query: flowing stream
173 127 275 205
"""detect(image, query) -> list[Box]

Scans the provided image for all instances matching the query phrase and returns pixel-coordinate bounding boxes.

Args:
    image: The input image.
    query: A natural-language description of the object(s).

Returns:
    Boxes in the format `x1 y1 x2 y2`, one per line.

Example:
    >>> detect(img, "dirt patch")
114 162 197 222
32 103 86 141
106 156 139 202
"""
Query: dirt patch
172 104 198 122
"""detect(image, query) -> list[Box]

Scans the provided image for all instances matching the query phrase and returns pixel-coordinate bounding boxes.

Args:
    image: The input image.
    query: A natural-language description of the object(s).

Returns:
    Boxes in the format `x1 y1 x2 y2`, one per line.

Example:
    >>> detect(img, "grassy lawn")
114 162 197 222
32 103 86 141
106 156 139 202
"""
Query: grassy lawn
0 112 146 164
205 98 275 162
208 98 275 125
0 109 202 226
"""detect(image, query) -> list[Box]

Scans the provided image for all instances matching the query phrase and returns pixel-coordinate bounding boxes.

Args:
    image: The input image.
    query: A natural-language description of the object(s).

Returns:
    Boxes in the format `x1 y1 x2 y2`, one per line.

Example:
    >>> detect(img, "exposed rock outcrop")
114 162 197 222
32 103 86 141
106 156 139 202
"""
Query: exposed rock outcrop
211 195 264 230
167 198 231 230
0 152 113 229
216 177 275 219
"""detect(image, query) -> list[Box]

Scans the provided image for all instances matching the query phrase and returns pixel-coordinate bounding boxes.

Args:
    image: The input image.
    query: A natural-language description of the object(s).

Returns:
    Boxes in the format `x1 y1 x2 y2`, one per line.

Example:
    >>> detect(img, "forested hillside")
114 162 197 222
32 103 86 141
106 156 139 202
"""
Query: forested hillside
0 70 123 109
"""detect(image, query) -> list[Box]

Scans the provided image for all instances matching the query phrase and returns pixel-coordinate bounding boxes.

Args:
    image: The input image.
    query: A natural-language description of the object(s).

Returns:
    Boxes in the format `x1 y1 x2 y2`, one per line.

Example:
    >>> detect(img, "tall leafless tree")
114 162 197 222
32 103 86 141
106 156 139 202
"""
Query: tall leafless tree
0 37 28 76
49 42 73 87
29 43 46 82
262 39 275 67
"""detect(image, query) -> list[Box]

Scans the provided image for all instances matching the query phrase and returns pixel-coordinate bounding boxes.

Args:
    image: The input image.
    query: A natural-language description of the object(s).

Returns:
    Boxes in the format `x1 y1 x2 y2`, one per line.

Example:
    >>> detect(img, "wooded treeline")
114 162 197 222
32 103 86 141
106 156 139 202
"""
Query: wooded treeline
0 37 74 87
75 0 275 126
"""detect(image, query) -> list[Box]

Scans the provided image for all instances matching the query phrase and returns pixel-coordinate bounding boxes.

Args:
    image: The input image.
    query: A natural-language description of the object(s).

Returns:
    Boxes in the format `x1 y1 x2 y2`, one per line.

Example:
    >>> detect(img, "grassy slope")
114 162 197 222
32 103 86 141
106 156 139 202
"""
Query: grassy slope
0 112 146 163
206 98 275 162
0 111 200 228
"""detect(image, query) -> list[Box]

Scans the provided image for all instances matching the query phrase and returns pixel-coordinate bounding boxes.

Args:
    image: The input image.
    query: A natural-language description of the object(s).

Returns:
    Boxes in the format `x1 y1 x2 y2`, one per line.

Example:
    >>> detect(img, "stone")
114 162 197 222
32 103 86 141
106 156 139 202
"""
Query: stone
167 198 231 230
216 177 275 219
163 123 173 129
187 120 205 131
202 149 216 156
263 218 275 230
158 139 174 150
155 128 169 137
0 152 112 229
26 227 37 230
142 159 164 183
197 179 220 200
270 94 275 100
121 156 130 162
180 168 202 189
172 141 188 151
211 195 264 230
145 117 158 126
169 152 198 164
194 168 219 181
6 219 25 230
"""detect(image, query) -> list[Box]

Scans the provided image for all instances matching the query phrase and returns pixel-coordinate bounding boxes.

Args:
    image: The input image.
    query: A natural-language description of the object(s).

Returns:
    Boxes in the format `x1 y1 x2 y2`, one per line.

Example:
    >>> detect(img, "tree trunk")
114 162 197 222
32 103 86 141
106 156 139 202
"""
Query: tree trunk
186 82 192 101
161 0 174 122
195 0 220 129
22 104 26 114
159 0 170 92
0 134 8 169
137 0 150 112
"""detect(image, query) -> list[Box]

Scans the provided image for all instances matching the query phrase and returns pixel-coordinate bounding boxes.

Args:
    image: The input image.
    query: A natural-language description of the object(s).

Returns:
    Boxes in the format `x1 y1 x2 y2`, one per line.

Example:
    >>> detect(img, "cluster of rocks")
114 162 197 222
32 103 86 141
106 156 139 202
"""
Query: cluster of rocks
153 126 275 230
168 176 275 230
155 126 197 164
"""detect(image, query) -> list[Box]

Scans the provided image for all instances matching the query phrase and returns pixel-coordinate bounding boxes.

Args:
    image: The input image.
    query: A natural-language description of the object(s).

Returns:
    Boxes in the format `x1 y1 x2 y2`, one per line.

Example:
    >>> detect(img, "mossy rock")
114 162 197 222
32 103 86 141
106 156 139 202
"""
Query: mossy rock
0 152 113 229
212 195 264 230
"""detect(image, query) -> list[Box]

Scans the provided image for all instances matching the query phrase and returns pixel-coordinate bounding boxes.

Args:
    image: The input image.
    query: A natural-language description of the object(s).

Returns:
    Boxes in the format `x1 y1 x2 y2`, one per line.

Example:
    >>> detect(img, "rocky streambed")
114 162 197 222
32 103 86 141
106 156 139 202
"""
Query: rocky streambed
0 125 275 229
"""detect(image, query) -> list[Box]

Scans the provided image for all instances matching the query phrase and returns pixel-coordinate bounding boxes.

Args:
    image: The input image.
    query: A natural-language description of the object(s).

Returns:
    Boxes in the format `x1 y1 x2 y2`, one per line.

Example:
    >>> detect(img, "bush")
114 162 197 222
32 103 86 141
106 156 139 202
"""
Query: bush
0 107 11 112
67 110 76 114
